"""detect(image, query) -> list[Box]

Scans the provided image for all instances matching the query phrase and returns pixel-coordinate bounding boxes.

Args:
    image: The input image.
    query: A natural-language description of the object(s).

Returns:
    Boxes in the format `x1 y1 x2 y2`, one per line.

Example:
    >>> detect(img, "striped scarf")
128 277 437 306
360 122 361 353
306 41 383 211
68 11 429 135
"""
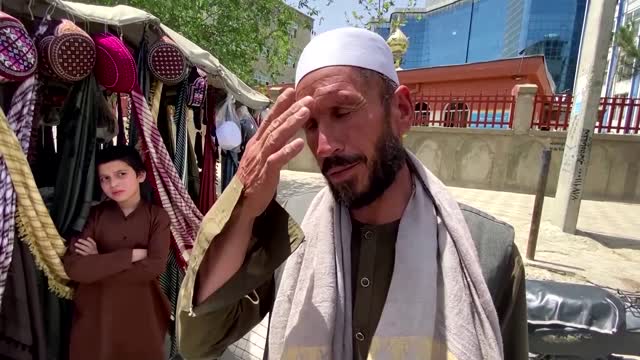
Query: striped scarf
131 81 202 358
0 103 71 299
173 80 189 184
0 76 41 308
129 84 202 268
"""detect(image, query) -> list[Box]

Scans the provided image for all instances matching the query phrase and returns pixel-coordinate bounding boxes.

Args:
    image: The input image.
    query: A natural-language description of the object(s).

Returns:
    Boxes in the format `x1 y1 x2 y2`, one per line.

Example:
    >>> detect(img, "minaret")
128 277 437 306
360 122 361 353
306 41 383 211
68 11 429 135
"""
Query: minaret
387 27 409 70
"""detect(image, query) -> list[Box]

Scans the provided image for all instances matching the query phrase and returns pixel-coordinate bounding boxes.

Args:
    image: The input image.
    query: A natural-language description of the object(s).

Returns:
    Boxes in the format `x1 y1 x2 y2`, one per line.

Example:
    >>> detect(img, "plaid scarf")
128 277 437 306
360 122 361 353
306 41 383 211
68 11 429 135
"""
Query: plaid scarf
0 103 71 299
129 83 202 268
0 76 41 308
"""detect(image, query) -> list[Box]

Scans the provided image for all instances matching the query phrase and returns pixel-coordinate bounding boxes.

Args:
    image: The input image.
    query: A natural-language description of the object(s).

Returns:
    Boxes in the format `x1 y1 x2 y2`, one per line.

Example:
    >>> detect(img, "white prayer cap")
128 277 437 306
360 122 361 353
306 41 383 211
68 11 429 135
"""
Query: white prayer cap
295 27 399 87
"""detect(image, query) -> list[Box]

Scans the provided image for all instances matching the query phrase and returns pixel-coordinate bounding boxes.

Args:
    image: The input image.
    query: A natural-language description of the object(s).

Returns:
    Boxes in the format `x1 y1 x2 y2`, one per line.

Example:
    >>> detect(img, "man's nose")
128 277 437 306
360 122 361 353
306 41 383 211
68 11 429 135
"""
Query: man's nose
315 128 344 158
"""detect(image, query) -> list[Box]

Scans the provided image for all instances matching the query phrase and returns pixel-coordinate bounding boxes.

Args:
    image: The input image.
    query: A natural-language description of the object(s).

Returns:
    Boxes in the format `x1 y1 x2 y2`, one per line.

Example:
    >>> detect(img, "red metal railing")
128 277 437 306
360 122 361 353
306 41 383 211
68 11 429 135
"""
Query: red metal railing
412 94 515 129
531 95 640 134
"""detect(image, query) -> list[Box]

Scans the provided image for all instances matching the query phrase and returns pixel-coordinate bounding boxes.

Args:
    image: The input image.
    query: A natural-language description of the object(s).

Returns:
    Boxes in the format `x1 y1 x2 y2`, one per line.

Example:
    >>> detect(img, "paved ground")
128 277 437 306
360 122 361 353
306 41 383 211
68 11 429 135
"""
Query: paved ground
222 170 640 360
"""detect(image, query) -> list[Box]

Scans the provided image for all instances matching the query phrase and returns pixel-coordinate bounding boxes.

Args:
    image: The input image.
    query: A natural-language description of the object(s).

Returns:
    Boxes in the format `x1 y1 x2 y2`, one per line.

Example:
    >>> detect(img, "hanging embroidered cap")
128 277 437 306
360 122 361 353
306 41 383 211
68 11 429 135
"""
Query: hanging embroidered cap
148 36 188 85
93 33 137 93
38 36 59 79
187 68 207 108
48 20 96 82
0 11 38 82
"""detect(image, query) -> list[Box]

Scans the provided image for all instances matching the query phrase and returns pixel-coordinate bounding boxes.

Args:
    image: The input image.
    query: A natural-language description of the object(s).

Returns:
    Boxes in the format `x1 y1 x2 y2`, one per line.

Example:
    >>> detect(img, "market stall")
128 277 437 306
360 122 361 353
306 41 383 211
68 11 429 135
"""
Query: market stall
0 1 267 358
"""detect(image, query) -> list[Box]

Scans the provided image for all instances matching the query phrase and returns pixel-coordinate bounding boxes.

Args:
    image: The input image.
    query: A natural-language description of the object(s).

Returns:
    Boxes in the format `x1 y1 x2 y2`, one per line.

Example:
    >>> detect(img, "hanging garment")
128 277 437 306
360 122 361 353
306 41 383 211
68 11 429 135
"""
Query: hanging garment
129 85 202 268
0 238 47 360
186 122 200 203
0 76 40 308
220 149 239 192
131 37 151 147
197 88 218 213
173 80 189 184
49 75 99 236
0 107 71 298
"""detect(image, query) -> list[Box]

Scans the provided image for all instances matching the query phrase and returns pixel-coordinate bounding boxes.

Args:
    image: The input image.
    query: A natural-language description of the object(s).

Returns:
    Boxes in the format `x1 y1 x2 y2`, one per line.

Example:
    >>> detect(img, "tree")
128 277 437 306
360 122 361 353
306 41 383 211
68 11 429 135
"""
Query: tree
615 23 640 79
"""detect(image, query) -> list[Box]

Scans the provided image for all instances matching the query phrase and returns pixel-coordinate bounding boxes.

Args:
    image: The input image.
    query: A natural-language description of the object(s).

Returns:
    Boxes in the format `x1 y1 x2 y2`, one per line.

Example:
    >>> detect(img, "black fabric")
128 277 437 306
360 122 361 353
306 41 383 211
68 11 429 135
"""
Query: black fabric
0 237 47 360
526 280 625 334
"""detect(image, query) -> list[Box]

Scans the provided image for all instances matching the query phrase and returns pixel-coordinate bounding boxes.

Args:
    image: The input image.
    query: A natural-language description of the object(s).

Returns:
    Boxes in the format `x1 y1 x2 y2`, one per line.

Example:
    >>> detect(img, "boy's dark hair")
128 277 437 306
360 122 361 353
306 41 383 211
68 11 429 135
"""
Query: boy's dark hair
96 146 146 174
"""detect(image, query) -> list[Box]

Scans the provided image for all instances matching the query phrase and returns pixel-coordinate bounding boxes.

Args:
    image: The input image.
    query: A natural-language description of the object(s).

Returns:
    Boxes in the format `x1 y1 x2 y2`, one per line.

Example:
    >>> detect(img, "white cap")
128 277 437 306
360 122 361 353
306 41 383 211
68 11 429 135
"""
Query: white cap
295 27 399 87
216 121 242 151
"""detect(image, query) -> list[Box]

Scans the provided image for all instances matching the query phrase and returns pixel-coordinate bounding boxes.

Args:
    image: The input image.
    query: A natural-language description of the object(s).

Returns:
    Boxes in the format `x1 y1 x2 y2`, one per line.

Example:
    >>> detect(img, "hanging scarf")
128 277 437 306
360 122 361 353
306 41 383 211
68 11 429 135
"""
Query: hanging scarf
49 76 98 236
0 107 71 299
198 88 218 213
129 84 202 268
131 81 201 358
173 80 189 184
0 163 16 310
0 76 41 308
267 152 503 359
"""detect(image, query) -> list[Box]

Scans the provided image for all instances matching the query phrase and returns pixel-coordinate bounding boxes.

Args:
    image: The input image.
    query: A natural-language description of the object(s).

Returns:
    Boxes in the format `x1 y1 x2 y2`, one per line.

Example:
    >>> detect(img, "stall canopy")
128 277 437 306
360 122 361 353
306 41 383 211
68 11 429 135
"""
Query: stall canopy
3 0 271 109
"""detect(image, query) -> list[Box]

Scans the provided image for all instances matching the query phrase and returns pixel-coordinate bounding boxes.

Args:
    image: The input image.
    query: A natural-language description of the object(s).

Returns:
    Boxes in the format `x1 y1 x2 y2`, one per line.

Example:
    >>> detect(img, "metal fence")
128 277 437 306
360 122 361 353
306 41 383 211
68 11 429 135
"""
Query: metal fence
412 94 515 129
531 94 640 134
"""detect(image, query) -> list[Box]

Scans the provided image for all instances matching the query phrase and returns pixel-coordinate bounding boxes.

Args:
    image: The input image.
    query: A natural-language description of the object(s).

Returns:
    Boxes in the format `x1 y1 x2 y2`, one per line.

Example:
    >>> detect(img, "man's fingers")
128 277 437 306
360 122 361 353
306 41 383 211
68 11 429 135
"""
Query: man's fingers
263 102 312 154
255 88 296 140
266 138 305 173
86 237 96 245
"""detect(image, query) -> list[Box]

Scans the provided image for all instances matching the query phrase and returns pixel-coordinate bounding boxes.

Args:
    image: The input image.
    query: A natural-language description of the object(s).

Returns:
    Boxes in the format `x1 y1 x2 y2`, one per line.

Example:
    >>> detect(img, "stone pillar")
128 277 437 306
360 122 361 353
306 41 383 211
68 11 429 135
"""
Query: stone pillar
553 0 617 234
511 84 538 134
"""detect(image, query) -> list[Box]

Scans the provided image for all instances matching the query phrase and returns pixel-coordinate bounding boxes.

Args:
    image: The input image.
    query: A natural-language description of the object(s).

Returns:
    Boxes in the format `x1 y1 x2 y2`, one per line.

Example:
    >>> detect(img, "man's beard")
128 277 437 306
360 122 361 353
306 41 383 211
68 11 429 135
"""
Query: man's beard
322 120 407 209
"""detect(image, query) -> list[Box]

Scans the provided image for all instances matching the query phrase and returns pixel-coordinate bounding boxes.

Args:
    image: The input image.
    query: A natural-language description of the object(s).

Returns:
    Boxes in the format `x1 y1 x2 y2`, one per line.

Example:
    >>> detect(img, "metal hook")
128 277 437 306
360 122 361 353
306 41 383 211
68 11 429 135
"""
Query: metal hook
28 0 35 20
45 2 57 18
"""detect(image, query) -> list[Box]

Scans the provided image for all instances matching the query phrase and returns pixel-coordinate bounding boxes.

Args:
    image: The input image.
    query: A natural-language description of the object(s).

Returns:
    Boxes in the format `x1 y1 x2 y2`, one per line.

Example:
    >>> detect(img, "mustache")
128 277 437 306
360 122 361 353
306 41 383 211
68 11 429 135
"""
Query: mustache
321 154 366 174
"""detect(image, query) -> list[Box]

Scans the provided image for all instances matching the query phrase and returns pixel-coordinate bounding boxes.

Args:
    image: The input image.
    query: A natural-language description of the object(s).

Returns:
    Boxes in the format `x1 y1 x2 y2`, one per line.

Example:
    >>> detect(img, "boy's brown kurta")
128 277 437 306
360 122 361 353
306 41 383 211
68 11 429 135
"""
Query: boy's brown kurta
63 200 171 360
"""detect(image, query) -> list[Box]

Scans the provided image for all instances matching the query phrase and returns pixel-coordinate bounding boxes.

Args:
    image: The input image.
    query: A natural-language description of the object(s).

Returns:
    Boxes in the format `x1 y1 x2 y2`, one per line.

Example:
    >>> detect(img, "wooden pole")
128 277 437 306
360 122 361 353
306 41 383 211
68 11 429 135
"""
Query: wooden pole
526 148 552 260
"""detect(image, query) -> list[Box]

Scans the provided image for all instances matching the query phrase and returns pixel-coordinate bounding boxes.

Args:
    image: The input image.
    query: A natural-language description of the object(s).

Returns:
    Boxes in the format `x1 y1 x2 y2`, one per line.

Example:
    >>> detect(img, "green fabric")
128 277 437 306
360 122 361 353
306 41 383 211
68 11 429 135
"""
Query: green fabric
49 75 99 236
350 219 400 360
177 180 529 360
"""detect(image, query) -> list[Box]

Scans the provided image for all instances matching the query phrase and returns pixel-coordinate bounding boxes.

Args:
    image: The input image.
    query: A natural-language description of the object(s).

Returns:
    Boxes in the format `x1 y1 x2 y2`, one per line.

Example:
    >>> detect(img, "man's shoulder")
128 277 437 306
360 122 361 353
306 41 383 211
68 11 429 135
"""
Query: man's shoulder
458 203 516 301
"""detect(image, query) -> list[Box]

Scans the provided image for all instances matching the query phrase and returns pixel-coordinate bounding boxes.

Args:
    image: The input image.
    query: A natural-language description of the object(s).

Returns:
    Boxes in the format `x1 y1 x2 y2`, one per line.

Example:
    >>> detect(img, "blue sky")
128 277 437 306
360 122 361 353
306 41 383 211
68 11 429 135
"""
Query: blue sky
303 0 414 34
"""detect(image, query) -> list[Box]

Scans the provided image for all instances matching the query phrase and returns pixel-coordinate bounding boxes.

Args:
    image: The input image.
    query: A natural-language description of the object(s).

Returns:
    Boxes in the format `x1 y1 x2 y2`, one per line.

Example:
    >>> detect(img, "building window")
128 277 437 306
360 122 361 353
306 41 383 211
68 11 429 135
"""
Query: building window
289 24 298 39
444 102 469 128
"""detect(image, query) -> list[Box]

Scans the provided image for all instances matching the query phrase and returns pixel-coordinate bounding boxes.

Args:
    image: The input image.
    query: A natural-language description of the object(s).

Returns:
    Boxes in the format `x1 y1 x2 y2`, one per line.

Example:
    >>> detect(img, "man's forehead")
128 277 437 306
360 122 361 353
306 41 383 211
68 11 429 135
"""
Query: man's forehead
295 66 364 100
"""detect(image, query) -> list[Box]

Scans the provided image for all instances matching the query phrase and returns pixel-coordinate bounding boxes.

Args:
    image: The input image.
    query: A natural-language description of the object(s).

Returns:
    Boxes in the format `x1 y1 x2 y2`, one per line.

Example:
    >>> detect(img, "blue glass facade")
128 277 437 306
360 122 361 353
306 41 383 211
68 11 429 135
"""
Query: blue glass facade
378 0 586 92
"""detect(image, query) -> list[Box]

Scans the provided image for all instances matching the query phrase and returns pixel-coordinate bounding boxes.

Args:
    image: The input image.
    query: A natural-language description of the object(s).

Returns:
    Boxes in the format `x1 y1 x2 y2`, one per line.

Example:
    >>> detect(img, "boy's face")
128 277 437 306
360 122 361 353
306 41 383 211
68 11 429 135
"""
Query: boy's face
98 160 146 204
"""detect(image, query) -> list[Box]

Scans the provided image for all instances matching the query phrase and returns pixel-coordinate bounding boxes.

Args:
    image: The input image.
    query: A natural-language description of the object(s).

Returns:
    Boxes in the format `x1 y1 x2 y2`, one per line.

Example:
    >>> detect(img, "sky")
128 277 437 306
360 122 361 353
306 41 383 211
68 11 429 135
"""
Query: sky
301 0 414 34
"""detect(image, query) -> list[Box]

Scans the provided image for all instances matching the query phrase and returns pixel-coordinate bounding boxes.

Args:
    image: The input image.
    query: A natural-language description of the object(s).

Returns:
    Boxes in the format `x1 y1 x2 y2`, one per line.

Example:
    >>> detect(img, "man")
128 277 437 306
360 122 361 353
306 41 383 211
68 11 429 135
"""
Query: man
177 28 527 359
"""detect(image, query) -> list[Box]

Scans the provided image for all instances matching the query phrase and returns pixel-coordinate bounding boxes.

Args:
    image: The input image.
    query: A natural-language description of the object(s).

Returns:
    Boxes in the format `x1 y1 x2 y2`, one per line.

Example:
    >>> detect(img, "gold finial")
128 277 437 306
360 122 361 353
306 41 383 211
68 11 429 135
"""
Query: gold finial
387 27 409 70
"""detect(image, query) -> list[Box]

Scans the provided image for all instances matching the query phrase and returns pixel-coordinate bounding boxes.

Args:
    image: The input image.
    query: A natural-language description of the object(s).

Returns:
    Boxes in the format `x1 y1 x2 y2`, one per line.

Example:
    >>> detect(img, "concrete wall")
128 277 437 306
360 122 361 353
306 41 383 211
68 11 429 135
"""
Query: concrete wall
285 128 640 202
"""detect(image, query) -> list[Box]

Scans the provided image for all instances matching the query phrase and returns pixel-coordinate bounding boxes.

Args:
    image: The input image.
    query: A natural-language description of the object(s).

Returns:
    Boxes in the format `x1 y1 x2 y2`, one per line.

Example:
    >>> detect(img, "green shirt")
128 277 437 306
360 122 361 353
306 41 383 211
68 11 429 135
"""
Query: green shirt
176 177 528 360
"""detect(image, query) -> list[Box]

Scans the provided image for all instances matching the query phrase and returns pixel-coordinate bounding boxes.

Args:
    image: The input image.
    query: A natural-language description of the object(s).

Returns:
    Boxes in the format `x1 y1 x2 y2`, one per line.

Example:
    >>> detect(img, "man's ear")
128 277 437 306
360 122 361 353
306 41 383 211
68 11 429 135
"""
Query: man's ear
394 85 413 136
137 171 147 183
